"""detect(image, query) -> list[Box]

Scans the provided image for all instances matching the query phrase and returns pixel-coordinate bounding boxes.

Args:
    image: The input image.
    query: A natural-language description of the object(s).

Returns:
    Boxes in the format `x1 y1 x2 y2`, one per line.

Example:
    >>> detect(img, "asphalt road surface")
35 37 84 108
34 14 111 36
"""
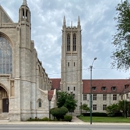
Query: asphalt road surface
0 124 129 130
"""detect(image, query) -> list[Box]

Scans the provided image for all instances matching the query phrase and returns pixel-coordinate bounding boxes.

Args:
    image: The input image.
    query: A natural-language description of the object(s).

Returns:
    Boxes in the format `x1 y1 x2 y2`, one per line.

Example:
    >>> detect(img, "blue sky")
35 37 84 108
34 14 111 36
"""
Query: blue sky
1 0 130 79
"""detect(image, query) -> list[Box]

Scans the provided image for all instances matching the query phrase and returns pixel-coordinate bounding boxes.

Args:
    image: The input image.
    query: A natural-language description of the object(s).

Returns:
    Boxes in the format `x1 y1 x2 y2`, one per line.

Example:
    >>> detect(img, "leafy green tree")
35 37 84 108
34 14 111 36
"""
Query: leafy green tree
118 100 130 117
106 103 119 117
112 0 130 70
80 103 90 113
57 92 77 112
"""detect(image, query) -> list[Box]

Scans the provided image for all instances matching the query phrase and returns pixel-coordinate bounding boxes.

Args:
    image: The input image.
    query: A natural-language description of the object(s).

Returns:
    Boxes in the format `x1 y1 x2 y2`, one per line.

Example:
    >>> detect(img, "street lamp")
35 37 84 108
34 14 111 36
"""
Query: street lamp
90 57 97 124
49 99 51 120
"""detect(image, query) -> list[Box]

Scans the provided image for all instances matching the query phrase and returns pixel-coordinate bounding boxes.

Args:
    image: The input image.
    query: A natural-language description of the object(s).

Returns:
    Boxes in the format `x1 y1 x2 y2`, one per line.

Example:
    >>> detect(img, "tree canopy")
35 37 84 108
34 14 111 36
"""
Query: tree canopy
80 103 90 113
57 91 77 112
106 100 130 117
112 0 130 70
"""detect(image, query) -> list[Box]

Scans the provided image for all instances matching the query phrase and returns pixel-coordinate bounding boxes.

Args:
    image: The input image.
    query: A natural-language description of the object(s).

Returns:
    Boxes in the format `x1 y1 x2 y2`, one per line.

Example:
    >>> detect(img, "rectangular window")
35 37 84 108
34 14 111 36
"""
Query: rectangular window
68 87 69 91
113 94 117 100
83 94 87 100
74 87 75 91
103 94 107 100
93 104 97 110
74 62 75 66
68 62 69 67
93 94 97 100
103 104 107 110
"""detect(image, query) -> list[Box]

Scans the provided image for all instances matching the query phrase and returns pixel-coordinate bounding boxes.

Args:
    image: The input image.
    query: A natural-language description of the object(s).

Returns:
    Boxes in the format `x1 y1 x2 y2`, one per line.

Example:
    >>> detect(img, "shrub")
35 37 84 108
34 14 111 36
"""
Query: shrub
82 112 107 117
50 106 68 120
64 115 72 122
42 117 49 121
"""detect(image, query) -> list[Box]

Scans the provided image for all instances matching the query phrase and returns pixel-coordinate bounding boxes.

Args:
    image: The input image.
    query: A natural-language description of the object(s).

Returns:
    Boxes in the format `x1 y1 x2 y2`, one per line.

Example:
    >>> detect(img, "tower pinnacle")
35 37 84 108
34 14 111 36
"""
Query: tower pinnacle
78 16 80 26
63 16 66 26
23 0 27 6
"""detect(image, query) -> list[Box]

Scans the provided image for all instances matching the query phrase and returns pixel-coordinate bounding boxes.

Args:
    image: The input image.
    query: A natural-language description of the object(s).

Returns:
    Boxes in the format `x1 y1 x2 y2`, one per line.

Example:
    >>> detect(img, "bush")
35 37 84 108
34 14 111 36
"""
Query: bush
27 117 50 121
50 106 68 120
42 117 49 121
64 115 72 122
82 112 107 117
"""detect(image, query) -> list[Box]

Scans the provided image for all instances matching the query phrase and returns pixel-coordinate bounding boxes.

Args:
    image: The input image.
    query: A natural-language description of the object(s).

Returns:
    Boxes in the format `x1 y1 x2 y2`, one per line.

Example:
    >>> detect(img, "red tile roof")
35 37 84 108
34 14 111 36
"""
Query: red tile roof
50 78 130 94
83 79 130 94
124 84 130 93
50 78 61 90
48 90 54 101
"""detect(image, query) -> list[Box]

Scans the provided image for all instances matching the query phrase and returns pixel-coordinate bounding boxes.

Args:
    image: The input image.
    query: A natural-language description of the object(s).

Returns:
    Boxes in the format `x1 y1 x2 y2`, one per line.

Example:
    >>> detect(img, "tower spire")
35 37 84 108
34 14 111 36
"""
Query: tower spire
23 0 27 6
78 16 80 26
63 16 66 26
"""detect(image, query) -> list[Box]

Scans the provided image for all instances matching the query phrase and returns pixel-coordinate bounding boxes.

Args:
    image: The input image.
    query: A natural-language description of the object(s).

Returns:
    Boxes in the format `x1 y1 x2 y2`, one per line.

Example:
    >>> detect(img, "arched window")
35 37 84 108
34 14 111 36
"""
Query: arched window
38 99 42 108
0 36 12 74
73 34 76 51
67 34 70 51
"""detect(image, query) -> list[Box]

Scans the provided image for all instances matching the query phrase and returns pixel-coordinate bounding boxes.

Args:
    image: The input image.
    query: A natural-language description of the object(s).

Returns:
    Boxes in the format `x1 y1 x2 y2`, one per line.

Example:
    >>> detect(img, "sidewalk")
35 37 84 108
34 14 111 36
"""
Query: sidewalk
0 116 85 125
0 116 130 125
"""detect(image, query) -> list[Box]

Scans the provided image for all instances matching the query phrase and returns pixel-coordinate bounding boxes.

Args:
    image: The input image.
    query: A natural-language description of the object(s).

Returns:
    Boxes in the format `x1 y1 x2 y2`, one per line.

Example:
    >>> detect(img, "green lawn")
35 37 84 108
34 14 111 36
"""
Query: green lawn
78 116 130 123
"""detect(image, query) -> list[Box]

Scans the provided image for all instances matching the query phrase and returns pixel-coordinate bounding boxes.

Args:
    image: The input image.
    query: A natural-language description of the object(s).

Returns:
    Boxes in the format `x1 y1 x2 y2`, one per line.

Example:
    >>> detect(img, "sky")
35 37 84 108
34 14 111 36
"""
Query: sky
1 0 130 80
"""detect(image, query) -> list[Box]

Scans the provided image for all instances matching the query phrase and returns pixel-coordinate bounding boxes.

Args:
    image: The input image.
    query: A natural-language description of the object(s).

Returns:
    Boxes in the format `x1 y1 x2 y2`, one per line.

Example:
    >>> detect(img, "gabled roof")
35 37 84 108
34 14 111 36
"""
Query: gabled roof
48 90 54 101
50 78 61 90
0 5 13 23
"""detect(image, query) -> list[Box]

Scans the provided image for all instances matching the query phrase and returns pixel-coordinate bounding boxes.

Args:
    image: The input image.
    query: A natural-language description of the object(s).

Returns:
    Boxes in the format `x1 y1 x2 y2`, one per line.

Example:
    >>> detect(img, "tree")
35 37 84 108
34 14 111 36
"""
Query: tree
118 100 130 117
106 103 119 117
112 0 130 70
57 92 77 112
106 100 130 117
80 104 90 113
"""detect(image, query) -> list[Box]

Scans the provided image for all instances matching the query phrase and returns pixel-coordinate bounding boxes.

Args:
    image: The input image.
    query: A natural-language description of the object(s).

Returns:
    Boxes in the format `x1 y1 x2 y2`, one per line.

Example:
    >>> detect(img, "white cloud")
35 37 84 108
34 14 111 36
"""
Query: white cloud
1 0 130 79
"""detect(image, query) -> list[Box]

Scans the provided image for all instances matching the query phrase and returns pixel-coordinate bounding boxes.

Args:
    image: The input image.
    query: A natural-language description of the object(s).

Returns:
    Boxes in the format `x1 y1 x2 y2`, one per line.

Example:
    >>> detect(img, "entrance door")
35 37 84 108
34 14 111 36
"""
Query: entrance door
2 98 9 112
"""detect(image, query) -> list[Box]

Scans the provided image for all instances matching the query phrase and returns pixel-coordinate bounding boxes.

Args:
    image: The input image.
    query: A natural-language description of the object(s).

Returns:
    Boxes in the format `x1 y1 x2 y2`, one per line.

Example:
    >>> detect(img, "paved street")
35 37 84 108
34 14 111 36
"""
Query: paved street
0 124 130 130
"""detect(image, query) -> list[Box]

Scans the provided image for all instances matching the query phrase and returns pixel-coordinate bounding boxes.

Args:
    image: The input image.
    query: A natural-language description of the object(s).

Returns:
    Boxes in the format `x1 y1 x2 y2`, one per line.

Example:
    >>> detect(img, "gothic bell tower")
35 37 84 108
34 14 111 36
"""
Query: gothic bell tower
18 0 32 120
60 16 83 114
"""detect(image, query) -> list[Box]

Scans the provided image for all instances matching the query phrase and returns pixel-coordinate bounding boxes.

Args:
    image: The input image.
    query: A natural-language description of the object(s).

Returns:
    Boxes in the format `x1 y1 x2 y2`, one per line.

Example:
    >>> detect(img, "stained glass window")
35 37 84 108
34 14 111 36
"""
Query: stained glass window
0 37 12 74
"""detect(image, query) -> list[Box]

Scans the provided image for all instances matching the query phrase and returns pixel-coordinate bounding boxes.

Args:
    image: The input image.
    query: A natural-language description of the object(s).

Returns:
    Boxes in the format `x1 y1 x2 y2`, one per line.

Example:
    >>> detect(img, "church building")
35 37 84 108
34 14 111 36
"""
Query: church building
0 0 56 121
0 0 130 121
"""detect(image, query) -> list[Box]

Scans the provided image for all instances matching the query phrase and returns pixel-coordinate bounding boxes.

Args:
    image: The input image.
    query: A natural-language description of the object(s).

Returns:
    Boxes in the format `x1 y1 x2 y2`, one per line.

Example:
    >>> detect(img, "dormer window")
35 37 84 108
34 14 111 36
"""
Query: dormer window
111 86 116 91
102 86 106 91
92 86 96 91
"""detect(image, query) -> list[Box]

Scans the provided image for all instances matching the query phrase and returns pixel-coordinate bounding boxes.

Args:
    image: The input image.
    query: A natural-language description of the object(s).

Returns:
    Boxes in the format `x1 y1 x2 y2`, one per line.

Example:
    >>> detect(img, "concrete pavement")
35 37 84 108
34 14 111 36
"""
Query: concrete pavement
0 116 130 125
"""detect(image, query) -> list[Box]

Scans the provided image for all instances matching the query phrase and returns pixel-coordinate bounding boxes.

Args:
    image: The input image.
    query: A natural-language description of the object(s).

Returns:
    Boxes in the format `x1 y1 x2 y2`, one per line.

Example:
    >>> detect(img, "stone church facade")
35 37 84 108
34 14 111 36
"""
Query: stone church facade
0 0 130 121
0 1 56 121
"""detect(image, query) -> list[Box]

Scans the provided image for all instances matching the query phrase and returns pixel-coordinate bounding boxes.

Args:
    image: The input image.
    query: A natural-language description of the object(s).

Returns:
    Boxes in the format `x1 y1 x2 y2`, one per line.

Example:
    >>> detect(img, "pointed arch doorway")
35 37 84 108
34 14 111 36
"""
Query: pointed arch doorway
0 86 9 113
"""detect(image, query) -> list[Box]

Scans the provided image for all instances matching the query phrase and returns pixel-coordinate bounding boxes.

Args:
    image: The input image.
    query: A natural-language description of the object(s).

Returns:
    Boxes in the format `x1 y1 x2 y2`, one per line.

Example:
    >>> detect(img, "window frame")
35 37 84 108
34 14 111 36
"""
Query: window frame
103 94 107 100
93 104 97 110
93 94 97 100
113 94 117 100
103 104 107 110
83 94 87 100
